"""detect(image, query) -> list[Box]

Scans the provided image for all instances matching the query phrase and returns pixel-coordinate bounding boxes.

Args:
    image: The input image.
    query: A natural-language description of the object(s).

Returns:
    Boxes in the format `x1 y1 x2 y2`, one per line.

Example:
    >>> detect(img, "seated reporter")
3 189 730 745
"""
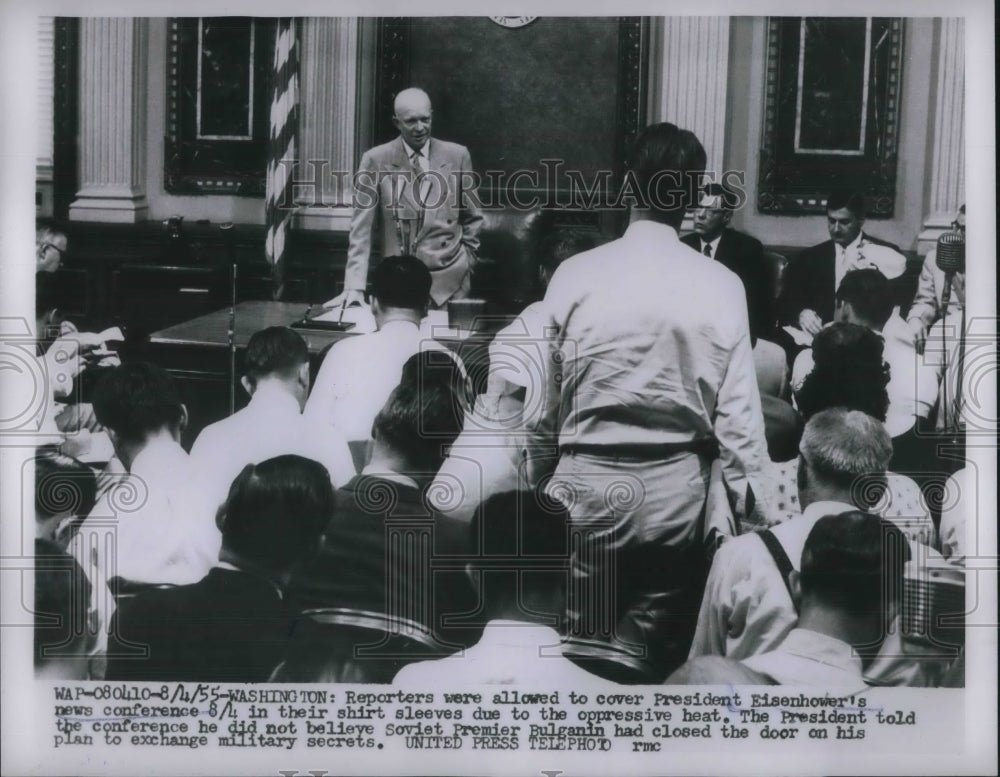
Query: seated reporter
106 455 334 682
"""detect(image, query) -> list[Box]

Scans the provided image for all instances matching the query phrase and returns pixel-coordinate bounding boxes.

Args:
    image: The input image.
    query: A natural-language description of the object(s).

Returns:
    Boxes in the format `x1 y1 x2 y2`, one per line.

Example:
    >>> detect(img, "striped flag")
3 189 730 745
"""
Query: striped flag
265 18 299 300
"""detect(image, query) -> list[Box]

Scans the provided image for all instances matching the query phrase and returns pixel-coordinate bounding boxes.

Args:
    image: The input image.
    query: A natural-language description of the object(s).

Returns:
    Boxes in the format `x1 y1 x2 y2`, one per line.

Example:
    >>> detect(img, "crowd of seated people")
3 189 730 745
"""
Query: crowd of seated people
32 123 968 688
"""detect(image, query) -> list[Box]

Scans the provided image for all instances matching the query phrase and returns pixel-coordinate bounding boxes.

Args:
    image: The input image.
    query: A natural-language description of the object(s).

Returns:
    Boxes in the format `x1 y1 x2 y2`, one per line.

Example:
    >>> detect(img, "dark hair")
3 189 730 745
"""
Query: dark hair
373 351 467 472
217 454 334 571
92 363 185 443
35 447 97 525
626 122 707 225
836 269 894 329
800 511 909 618
370 255 432 310
826 190 866 220
244 326 308 388
34 543 92 669
469 229 526 315
538 229 597 275
795 323 890 423
470 490 570 615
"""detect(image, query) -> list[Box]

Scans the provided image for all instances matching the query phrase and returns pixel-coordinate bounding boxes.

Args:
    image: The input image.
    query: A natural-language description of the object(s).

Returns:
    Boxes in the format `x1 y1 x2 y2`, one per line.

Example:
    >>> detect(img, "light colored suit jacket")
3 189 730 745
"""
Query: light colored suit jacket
344 137 483 306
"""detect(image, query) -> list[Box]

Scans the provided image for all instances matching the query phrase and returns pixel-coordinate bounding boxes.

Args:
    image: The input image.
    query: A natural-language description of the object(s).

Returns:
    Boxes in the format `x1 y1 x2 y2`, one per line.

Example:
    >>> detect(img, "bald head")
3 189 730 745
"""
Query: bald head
393 88 432 151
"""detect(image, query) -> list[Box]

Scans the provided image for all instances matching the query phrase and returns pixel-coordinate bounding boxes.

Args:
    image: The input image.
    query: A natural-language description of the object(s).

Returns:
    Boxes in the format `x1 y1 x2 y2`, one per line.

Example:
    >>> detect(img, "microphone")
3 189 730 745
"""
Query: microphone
935 229 964 315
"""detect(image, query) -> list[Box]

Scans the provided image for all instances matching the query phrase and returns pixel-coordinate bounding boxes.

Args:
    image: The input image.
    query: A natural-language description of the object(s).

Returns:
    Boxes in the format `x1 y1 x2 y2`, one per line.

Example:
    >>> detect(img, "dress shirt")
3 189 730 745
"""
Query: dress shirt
304 320 458 442
689 499 856 662
528 220 766 516
403 139 430 174
835 234 907 291
431 406 525 524
190 383 355 515
393 620 606 686
690 499 947 686
699 235 723 258
742 628 867 688
790 327 938 437
907 249 964 333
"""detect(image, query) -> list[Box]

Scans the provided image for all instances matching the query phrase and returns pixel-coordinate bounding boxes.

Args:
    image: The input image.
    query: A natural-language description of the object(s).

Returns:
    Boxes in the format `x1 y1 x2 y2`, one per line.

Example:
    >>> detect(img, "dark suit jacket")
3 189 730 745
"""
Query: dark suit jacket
778 233 900 325
681 228 774 342
287 475 476 645
105 567 289 682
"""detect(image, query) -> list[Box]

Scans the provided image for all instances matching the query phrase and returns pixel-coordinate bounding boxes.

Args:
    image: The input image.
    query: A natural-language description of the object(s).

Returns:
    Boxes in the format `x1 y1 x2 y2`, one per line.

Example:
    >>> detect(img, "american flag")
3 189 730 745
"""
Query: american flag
264 18 299 300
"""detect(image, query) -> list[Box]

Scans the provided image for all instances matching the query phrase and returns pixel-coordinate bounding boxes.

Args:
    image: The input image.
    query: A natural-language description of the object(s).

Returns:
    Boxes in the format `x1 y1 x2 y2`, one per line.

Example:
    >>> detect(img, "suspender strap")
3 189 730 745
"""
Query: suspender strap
758 529 795 601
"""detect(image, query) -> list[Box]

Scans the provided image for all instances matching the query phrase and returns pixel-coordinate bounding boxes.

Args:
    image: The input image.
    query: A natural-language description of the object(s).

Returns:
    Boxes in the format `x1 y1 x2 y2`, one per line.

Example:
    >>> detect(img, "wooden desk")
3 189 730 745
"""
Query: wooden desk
144 301 496 448
150 300 349 353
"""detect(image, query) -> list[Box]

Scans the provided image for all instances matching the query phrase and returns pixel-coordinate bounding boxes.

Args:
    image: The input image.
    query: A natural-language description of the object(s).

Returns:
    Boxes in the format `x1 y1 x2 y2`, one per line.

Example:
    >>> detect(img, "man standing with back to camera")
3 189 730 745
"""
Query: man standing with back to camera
527 122 767 679
327 87 483 310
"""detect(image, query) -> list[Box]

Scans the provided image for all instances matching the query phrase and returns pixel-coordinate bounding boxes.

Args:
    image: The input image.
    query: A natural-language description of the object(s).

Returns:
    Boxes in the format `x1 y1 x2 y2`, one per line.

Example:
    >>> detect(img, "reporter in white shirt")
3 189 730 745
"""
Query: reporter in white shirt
304 256 461 448
190 326 355 518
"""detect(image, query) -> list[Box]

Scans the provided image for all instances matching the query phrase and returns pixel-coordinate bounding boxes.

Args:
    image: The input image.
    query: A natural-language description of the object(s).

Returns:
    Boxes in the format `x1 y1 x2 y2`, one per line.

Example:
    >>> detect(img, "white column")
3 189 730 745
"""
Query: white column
70 18 148 223
648 17 730 179
918 18 965 253
36 16 55 217
296 17 359 232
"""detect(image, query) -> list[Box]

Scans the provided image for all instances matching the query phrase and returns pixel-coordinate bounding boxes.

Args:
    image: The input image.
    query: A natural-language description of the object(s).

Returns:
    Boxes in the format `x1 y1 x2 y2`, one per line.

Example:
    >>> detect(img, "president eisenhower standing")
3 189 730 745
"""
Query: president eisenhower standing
329 88 483 309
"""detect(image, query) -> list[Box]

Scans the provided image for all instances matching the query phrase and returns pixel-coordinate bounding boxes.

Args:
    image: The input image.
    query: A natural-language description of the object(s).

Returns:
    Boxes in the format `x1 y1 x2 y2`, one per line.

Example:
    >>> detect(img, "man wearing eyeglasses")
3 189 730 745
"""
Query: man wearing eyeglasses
36 224 68 273
328 87 483 310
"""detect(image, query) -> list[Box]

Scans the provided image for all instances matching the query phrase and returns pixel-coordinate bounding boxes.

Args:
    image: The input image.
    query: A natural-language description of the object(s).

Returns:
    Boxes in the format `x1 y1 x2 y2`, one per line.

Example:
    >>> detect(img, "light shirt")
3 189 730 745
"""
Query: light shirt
835 234 907 291
742 628 867 688
402 139 431 173
792 326 938 437
699 234 723 258
527 220 767 517
393 620 609 686
690 499 947 686
304 319 458 442
790 324 938 437
907 248 964 333
189 382 355 516
75 437 219 588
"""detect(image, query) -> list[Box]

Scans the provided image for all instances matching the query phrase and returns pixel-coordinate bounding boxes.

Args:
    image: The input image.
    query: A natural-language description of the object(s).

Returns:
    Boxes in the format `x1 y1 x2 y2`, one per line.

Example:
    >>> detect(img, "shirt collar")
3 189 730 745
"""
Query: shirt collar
402 138 430 161
701 233 724 253
776 627 864 673
801 500 857 522
480 620 565 649
129 435 186 477
378 318 420 334
625 220 679 243
360 465 419 489
838 232 864 255
247 382 302 416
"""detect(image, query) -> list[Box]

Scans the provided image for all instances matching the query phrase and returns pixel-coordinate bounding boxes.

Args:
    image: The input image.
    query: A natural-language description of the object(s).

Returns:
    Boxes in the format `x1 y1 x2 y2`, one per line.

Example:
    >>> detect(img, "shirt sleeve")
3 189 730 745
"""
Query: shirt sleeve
713 294 768 518
907 253 940 331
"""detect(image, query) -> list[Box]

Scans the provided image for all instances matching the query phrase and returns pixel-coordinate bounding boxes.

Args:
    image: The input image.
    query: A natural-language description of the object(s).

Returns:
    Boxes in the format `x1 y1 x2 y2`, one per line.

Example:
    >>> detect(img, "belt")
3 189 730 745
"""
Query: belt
561 438 719 460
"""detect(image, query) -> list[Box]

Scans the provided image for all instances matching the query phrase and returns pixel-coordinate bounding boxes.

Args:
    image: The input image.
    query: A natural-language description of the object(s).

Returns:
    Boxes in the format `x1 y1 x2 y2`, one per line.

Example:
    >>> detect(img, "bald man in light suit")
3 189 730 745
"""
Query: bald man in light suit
329 88 483 310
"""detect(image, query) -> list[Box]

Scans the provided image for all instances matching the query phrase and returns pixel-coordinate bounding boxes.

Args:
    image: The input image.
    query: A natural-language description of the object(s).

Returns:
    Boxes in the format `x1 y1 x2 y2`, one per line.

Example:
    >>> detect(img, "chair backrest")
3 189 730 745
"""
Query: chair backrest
763 250 789 302
271 607 454 683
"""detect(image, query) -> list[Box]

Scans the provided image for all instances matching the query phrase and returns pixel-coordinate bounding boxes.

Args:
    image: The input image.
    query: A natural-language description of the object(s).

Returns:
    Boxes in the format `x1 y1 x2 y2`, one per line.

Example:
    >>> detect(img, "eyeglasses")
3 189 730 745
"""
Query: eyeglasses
42 243 66 256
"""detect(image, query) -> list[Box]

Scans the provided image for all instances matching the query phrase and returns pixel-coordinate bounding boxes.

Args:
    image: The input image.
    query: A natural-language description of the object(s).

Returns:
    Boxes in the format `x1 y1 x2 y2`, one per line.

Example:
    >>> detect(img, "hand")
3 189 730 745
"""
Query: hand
324 289 365 309
907 318 927 355
798 309 823 336
951 273 965 305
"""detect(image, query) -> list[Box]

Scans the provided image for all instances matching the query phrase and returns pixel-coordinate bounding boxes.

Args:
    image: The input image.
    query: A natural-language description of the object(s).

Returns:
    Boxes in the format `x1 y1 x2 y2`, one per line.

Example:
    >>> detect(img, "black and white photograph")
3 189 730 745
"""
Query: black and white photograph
1 1 995 775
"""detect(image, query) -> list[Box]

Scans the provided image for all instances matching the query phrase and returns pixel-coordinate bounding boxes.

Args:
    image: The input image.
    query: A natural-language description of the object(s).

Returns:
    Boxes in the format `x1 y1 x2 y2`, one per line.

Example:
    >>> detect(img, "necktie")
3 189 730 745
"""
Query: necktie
410 150 430 202
703 242 712 258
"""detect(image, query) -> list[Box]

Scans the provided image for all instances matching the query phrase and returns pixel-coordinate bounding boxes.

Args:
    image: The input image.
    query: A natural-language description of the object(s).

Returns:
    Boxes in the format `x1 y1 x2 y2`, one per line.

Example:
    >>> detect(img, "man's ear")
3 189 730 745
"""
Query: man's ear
371 298 381 318
789 569 802 609
177 404 189 435
240 376 254 397
297 361 310 391
722 210 734 226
